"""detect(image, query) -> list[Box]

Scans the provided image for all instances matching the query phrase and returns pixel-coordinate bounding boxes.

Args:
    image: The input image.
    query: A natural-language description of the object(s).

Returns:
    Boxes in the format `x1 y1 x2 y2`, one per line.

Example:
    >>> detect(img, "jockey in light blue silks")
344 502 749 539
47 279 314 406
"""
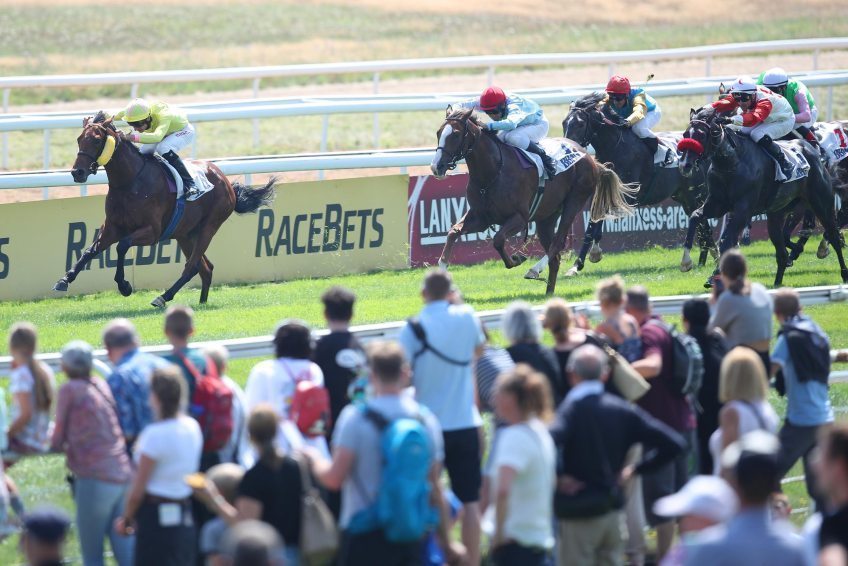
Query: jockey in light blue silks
455 86 557 178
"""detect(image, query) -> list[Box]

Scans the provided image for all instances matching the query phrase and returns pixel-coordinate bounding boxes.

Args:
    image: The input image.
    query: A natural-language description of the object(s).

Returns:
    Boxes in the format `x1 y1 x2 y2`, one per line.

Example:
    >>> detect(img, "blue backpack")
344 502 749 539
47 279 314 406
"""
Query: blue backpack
348 407 439 542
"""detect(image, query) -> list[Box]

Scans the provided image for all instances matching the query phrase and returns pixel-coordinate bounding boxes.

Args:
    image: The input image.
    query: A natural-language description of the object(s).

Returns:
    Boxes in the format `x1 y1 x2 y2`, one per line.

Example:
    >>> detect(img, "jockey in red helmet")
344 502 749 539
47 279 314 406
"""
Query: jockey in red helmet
603 75 663 156
456 86 557 178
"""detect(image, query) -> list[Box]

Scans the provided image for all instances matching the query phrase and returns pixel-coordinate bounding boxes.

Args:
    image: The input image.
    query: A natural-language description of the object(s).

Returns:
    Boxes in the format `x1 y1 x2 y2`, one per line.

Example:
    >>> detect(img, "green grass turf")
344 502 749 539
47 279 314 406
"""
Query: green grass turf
1 239 848 562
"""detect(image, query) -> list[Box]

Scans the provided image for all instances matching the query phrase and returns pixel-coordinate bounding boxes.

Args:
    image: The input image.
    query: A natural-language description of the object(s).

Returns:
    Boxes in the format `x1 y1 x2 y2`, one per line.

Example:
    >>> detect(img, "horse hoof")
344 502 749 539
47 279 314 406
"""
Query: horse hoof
511 253 528 267
150 296 167 309
680 260 694 273
118 281 133 297
589 249 603 263
841 269 848 284
817 243 830 259
437 259 449 270
704 277 714 289
565 266 580 277
53 280 68 292
524 269 540 280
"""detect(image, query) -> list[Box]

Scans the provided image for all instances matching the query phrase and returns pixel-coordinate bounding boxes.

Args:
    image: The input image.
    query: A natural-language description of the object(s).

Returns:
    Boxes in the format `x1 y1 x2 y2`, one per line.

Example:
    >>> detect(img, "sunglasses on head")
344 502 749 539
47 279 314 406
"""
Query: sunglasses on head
732 92 753 101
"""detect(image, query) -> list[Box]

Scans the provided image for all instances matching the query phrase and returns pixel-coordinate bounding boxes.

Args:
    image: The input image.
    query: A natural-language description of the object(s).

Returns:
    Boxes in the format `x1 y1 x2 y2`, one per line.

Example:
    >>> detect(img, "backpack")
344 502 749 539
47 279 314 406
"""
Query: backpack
779 316 831 385
348 408 438 542
407 317 471 367
290 380 331 438
647 320 704 398
281 361 331 438
178 352 234 453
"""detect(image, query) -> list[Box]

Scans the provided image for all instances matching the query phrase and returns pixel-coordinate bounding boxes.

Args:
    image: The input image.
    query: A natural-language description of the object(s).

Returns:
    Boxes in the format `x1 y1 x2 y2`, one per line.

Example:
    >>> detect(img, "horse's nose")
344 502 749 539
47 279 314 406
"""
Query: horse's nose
71 168 86 182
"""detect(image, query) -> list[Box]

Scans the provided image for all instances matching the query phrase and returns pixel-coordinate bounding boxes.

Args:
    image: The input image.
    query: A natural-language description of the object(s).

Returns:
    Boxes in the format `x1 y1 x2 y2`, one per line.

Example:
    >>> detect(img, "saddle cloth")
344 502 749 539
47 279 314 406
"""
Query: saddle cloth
518 138 586 180
655 134 680 168
158 156 215 201
817 122 848 166
771 141 811 182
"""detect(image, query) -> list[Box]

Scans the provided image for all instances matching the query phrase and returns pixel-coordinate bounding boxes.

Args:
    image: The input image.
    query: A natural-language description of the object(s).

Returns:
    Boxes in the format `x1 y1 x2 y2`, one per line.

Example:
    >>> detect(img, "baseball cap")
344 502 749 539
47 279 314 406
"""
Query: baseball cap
653 475 738 522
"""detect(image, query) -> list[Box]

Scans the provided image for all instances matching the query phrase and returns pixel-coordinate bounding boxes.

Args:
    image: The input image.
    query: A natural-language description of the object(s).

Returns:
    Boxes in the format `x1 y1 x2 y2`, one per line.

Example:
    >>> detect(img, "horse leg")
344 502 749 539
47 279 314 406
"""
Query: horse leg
438 210 487 269
589 220 604 263
151 226 216 308
53 223 119 291
681 205 706 272
493 214 531 269
526 217 556 281
198 255 214 304
568 219 596 275
112 226 157 297
547 186 591 295
767 213 790 287
811 197 848 284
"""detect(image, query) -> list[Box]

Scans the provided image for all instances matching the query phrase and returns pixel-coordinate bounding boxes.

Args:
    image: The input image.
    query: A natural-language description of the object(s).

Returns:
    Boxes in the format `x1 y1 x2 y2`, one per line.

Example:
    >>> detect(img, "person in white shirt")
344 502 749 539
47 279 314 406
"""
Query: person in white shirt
114 365 203 566
485 364 556 565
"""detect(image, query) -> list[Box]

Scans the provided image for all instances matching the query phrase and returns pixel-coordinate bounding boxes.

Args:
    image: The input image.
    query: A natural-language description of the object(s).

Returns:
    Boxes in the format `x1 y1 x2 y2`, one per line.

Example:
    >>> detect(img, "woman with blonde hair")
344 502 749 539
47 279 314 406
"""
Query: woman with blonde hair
485 364 556 565
594 275 641 363
708 347 779 475
543 298 591 401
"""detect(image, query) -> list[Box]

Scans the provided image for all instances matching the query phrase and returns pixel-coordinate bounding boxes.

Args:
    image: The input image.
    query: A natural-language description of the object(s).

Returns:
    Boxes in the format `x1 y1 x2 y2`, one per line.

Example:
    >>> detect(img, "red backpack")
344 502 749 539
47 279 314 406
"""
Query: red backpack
282 362 331 438
178 351 234 452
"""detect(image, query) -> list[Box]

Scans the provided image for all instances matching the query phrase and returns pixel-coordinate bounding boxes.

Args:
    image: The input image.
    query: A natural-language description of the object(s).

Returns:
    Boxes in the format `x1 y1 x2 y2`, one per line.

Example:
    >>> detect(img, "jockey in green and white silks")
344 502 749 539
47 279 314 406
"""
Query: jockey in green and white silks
455 86 557 177
113 98 198 196
757 67 820 148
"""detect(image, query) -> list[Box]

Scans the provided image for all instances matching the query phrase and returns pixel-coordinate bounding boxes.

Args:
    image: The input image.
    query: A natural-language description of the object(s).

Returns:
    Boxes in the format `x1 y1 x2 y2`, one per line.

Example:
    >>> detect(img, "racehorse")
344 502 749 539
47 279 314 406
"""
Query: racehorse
678 105 848 287
56 112 276 307
431 107 637 296
562 92 717 275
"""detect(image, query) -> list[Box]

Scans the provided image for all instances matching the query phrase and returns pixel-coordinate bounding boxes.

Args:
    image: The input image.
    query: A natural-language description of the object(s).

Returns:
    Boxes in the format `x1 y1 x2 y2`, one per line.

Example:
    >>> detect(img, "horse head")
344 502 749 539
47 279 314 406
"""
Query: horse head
563 92 626 149
678 105 723 178
72 112 119 182
430 107 482 179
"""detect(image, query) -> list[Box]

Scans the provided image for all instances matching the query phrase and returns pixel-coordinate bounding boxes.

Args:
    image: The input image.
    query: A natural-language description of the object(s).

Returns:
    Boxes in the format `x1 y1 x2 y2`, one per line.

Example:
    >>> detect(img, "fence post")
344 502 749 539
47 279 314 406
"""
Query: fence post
80 184 88 197
828 85 834 121
608 63 615 78
373 73 380 148
43 129 51 200
252 78 261 149
2 88 9 170
704 56 713 104
130 83 139 99
814 49 820 71
487 66 495 86
319 115 329 180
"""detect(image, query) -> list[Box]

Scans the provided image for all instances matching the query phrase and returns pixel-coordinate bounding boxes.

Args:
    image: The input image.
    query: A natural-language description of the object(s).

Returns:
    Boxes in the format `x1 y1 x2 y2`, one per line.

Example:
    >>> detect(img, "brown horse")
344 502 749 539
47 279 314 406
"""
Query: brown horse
57 111 275 307
431 108 636 295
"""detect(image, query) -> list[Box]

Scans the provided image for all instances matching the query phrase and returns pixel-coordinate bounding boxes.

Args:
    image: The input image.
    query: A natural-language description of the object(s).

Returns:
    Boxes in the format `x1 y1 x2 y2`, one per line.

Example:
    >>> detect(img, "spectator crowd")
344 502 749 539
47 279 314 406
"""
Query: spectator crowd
1 249 848 566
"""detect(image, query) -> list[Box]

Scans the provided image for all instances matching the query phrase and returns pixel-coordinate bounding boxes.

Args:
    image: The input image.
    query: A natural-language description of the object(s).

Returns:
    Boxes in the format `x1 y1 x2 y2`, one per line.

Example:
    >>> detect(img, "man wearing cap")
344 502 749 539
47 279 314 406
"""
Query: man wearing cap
685 430 806 565
652 475 737 566
19 505 70 566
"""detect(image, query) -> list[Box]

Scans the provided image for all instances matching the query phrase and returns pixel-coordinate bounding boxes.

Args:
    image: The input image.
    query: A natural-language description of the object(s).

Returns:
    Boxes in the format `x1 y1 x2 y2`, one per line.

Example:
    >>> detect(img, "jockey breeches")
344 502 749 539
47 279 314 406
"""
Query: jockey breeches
631 108 662 139
497 117 550 150
740 114 795 143
139 124 196 156
795 106 818 130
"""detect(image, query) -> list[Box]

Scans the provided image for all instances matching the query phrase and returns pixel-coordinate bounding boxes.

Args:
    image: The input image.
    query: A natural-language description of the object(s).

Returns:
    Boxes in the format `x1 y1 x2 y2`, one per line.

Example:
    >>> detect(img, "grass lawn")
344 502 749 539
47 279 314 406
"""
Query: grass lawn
1 240 848 562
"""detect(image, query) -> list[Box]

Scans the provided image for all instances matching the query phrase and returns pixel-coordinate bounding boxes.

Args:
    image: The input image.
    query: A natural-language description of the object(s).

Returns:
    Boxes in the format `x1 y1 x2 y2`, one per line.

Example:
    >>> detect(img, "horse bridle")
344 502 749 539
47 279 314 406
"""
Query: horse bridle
76 124 112 174
683 118 727 169
437 116 503 194
568 105 624 149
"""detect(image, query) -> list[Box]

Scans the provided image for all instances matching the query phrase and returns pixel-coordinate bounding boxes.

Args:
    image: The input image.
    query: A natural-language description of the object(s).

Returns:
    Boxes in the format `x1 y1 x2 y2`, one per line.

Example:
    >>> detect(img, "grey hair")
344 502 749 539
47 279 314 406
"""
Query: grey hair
61 340 94 378
102 318 139 349
502 301 542 344
565 344 609 382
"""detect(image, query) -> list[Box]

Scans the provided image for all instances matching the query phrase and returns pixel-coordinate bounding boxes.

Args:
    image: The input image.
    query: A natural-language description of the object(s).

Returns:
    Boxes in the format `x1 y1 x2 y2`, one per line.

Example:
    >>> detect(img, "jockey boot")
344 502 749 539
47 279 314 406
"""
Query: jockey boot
163 150 198 198
757 135 794 179
526 142 557 178
642 136 659 157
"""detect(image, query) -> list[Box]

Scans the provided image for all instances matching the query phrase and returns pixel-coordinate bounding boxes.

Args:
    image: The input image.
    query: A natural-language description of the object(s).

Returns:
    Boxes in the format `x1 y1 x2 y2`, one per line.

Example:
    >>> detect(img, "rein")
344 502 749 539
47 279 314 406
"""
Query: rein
439 117 504 195
77 124 148 191
568 106 624 149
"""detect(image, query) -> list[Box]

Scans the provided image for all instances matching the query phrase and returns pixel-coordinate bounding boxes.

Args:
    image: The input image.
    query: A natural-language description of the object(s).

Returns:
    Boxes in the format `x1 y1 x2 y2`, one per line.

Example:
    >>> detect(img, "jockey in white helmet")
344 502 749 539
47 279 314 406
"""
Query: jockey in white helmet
758 67 820 148
712 76 796 178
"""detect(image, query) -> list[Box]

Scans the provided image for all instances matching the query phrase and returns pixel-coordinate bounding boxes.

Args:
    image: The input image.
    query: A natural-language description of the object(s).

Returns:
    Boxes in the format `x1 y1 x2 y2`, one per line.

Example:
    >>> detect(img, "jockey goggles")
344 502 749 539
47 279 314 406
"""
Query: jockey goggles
609 93 628 102
127 118 150 128
731 92 753 102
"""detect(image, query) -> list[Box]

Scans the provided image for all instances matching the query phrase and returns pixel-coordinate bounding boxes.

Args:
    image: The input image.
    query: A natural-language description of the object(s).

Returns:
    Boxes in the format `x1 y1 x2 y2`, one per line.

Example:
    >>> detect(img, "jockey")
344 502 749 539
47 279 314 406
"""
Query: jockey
602 75 662 156
712 76 795 178
757 67 820 147
113 98 198 197
455 86 557 178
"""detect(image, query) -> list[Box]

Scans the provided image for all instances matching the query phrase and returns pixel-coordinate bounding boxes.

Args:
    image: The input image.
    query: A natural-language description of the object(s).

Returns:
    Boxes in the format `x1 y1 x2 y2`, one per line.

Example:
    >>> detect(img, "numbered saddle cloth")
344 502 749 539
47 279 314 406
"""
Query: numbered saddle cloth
655 134 680 168
772 141 811 182
817 122 848 166
518 138 586 179
158 156 215 201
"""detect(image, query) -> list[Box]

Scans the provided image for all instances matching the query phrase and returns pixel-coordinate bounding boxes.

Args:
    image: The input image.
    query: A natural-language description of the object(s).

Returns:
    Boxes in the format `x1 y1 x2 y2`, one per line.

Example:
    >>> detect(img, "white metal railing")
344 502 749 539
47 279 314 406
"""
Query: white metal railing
2 70 847 186
2 284 847 377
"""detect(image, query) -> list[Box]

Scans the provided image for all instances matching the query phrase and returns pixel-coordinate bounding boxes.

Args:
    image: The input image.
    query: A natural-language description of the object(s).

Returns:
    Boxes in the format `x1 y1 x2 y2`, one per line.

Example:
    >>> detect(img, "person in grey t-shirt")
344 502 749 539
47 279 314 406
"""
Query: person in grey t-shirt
306 341 465 566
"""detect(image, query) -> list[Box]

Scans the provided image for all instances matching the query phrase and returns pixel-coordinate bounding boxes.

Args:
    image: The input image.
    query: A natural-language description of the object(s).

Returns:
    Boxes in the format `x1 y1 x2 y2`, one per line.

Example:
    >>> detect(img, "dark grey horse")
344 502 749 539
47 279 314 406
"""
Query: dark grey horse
558 92 716 277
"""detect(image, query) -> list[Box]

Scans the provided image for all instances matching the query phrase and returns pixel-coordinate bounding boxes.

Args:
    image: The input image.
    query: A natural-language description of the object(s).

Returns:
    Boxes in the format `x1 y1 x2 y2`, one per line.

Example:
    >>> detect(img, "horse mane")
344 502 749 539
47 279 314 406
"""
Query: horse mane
447 107 482 127
693 105 718 122
572 92 606 110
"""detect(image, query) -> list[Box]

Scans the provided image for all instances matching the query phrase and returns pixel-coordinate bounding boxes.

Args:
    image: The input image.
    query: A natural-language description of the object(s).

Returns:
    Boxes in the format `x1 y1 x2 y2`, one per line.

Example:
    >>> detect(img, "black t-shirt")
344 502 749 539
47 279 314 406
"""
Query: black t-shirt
507 342 565 405
820 504 848 551
313 331 365 437
238 456 302 547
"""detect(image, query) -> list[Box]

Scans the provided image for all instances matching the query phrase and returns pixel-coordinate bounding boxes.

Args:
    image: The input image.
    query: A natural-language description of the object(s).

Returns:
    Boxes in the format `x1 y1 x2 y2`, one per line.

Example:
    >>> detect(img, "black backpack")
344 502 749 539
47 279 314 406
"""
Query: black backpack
779 316 830 385
647 320 704 398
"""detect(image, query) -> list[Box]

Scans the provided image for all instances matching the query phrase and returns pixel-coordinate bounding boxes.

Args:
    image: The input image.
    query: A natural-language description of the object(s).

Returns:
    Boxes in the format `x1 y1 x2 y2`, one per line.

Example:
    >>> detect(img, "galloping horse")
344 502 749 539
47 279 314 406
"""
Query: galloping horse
562 92 717 275
678 106 848 287
431 107 636 296
56 112 275 306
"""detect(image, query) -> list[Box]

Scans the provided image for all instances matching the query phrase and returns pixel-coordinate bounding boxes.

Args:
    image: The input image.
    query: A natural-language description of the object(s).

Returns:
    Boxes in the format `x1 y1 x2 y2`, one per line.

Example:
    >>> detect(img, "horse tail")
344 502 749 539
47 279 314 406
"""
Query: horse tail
589 160 638 223
233 177 277 214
